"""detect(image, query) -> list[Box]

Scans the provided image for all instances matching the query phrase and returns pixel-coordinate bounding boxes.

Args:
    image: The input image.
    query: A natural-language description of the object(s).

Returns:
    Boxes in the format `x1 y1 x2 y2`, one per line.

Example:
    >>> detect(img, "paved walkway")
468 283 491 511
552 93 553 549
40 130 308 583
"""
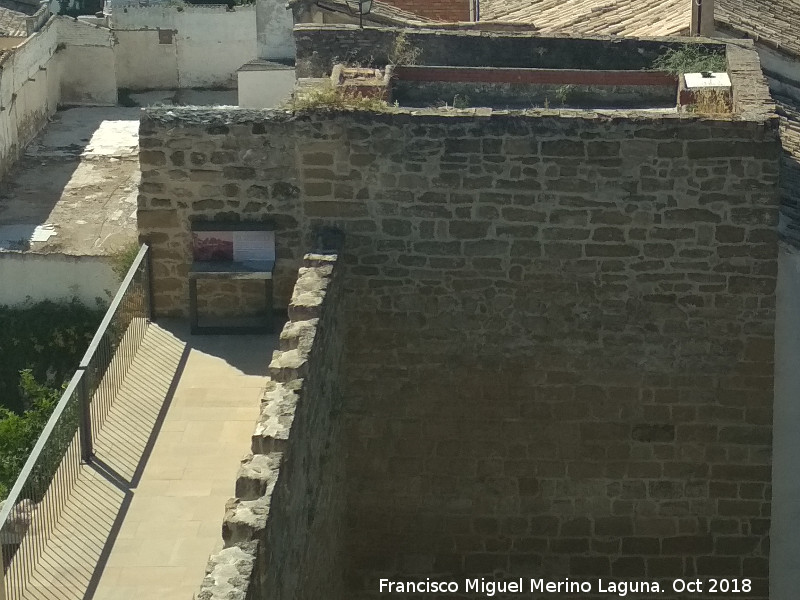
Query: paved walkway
16 321 275 600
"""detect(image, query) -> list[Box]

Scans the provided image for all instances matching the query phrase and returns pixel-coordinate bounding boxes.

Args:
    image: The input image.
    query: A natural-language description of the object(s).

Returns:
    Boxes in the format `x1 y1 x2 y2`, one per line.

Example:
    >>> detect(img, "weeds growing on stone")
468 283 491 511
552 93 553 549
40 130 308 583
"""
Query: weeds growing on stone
651 45 727 75
291 83 391 112
388 32 422 66
690 89 733 115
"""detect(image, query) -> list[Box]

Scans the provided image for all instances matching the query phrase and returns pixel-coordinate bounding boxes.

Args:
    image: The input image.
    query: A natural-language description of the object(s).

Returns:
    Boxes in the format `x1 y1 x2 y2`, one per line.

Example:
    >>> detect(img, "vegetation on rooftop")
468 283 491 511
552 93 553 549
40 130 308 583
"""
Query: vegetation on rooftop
388 32 422 67
689 89 733 115
651 45 727 75
290 82 394 113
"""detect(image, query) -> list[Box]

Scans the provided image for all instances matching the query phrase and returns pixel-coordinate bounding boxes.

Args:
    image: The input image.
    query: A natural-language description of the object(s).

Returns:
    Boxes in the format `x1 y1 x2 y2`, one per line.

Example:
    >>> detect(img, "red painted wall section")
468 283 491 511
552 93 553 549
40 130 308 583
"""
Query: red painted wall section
382 0 471 22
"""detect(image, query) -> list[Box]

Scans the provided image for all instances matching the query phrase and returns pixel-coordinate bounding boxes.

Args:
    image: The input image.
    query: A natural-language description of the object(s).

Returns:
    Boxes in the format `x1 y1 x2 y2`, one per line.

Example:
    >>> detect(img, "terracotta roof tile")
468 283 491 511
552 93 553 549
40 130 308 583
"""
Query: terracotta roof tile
717 0 800 59
0 7 28 37
478 0 690 37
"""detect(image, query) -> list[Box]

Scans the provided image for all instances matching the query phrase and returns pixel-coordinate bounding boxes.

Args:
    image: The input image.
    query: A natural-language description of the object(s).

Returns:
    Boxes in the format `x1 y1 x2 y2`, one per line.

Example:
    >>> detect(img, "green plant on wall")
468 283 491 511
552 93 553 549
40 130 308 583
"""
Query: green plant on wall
291 82 392 112
388 32 422 66
452 94 470 109
651 45 727 75
110 241 142 280
554 84 576 107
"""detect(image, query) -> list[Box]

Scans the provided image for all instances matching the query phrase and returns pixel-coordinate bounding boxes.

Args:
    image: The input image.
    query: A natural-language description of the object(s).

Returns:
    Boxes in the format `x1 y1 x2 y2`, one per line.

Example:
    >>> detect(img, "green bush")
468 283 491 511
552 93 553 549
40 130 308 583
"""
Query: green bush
0 300 104 500
0 300 103 414
110 241 143 280
0 372 62 499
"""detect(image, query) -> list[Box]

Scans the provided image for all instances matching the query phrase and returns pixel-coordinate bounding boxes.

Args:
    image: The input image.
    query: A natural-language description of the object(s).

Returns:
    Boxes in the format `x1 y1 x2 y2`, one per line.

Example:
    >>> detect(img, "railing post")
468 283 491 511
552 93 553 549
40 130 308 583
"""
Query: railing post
78 372 93 464
0 566 6 600
144 243 155 322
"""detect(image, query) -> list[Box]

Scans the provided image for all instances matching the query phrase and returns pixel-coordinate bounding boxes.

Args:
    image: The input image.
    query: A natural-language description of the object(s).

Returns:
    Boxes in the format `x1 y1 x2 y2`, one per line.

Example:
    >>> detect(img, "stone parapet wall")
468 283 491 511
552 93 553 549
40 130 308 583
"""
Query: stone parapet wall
196 250 346 600
293 24 724 78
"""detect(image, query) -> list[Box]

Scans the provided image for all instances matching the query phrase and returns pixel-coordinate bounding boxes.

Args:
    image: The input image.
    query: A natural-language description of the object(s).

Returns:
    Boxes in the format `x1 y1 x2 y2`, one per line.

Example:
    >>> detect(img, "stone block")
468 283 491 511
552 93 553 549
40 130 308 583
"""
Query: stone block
585 244 639 257
196 542 258 600
140 150 166 166
236 454 281 501
448 221 490 239
222 496 270 545
541 140 585 157
137 209 178 229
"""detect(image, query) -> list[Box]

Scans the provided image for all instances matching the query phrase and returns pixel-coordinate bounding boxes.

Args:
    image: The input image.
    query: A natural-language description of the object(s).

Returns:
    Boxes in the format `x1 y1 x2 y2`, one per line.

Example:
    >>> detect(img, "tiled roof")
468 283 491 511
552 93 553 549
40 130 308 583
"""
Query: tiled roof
0 0 40 17
776 95 800 246
477 0 690 37
717 0 800 59
0 6 29 36
297 0 435 25
0 0 45 37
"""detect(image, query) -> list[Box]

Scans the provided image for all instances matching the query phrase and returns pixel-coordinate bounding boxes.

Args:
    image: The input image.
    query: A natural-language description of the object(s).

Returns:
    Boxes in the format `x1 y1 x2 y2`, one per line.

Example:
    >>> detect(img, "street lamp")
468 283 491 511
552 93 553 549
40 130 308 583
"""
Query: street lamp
345 0 373 28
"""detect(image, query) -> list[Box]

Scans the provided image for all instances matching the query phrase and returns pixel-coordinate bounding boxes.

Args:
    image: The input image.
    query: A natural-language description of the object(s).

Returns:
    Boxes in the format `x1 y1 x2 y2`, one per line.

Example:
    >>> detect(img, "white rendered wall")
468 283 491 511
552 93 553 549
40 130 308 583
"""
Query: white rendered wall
0 253 118 305
114 29 179 89
0 17 60 179
57 18 117 105
112 5 257 89
772 244 800 600
237 68 294 108
256 0 294 60
178 6 257 88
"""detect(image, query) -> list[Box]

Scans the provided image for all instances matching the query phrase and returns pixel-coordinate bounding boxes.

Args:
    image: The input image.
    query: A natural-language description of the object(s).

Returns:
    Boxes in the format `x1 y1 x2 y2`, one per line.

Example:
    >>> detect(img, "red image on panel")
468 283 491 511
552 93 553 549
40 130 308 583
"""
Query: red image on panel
192 231 234 262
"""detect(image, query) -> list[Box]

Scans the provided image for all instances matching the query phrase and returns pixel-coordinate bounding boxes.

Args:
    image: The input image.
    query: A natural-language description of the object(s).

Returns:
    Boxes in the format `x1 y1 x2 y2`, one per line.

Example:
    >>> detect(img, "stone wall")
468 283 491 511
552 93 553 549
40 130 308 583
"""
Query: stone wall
293 24 724 78
391 66 679 109
196 250 346 600
140 41 780 597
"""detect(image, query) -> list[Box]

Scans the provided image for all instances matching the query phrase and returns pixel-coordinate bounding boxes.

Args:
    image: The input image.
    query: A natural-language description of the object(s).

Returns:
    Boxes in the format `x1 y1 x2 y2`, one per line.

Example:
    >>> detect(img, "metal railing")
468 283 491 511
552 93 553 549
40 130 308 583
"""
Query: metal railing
0 244 152 599
78 244 152 459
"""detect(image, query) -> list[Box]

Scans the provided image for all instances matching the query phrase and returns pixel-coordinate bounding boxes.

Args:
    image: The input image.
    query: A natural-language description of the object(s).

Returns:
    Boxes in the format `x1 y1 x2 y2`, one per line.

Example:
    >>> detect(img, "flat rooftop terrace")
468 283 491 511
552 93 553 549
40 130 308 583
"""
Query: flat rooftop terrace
0 90 238 256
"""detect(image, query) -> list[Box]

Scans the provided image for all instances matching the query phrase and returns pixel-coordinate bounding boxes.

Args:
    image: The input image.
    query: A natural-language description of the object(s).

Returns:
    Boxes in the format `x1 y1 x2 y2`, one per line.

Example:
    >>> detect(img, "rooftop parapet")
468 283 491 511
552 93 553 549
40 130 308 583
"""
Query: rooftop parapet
291 25 774 120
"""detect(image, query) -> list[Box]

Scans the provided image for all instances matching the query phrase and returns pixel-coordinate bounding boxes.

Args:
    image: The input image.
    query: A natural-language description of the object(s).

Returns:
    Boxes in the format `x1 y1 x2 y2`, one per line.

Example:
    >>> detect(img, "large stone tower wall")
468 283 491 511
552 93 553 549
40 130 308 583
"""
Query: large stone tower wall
139 46 779 595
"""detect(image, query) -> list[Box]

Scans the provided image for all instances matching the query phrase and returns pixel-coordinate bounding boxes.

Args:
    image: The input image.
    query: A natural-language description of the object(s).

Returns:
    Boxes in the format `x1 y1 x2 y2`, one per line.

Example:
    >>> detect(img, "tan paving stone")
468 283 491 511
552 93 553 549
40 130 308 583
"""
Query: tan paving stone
7 321 276 600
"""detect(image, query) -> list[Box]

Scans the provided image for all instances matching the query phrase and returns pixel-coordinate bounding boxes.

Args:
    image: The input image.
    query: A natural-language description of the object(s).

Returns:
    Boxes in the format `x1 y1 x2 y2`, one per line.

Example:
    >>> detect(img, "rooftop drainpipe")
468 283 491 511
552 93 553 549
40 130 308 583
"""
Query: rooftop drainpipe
690 0 714 36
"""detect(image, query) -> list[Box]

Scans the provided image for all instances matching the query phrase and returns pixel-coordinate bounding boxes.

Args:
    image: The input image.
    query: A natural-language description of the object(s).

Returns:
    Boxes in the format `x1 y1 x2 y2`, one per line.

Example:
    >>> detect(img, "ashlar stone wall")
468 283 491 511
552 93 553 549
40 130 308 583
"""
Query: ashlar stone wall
140 68 780 597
